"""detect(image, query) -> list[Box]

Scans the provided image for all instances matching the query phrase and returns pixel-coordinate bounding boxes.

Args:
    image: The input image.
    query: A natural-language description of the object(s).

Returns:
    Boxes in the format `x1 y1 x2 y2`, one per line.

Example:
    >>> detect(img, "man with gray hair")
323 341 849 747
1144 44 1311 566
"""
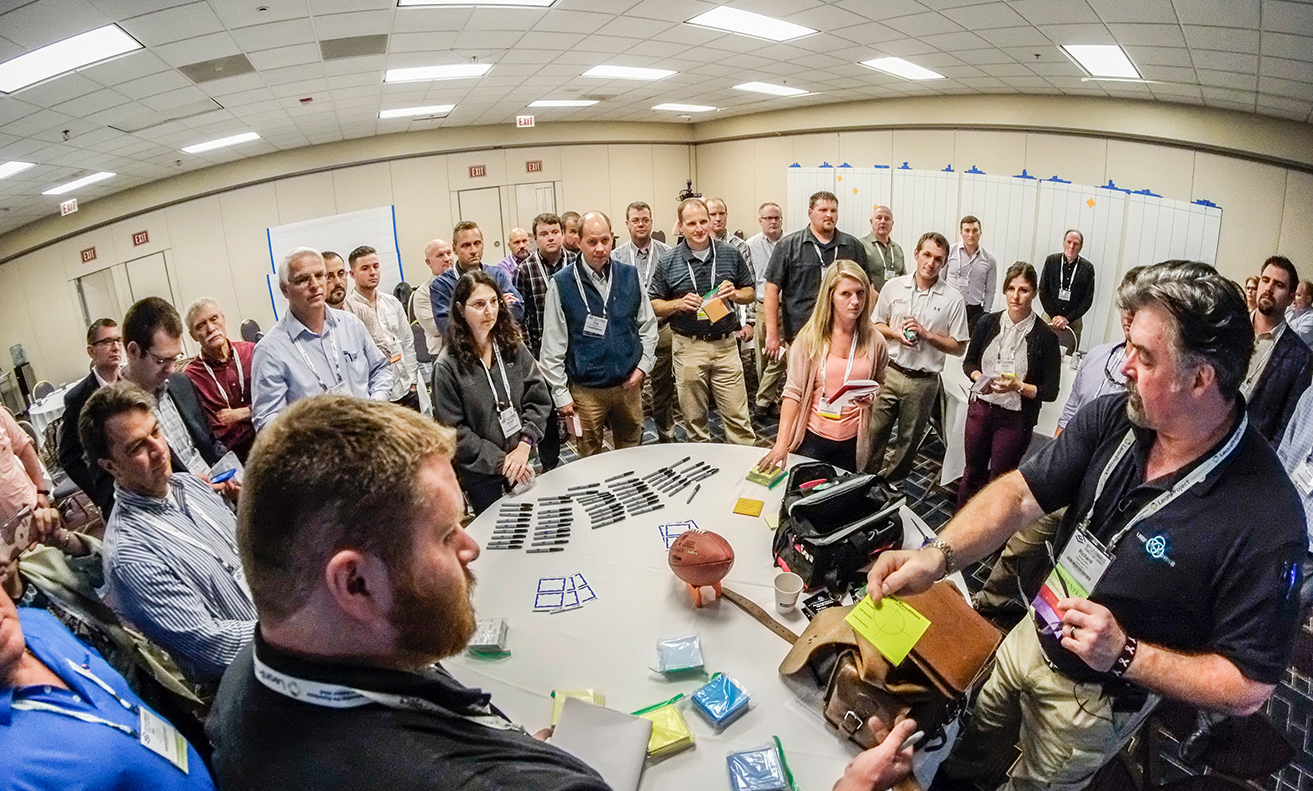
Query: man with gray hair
412 238 456 361
183 297 256 461
870 260 1305 790
251 247 392 430
1286 278 1313 347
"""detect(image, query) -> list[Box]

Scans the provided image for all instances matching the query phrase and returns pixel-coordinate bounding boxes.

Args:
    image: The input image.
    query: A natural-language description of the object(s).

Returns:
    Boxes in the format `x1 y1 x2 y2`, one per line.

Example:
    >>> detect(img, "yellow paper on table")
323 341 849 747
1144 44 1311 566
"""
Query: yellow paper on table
844 595 932 666
639 704 695 758
551 689 605 725
733 498 764 517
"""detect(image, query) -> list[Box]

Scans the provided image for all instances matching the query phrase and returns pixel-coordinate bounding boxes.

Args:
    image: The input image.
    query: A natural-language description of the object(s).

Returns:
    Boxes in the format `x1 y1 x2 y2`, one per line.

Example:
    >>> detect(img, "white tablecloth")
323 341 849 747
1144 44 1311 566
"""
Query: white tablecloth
27 383 75 448
449 443 963 790
938 356 1078 486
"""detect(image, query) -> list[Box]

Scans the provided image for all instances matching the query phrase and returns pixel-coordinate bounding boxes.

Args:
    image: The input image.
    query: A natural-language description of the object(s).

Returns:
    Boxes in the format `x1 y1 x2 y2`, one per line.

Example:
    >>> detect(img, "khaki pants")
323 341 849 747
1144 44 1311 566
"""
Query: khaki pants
671 334 755 445
942 612 1158 791
647 322 676 442
864 366 940 483
976 509 1066 615
752 314 786 408
569 382 643 457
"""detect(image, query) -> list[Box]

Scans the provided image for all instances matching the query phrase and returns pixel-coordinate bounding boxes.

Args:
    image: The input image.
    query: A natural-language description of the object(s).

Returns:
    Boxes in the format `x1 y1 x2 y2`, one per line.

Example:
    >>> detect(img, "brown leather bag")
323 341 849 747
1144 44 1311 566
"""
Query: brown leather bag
778 581 1001 750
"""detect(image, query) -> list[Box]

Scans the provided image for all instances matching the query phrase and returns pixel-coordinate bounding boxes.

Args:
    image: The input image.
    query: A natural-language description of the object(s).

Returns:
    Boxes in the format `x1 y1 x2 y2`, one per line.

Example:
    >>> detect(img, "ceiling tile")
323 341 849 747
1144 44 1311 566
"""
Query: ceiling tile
1139 64 1198 82
119 1 223 47
1108 23 1187 47
0 0 112 48
1197 69 1258 90
941 2 1031 29
311 10 394 39
154 31 242 67
1260 75 1313 101
231 18 318 52
246 43 322 71
1124 44 1194 67
1176 0 1259 27
975 26 1052 47
921 30 993 50
1261 55 1313 83
208 0 310 29
1037 23 1116 44
1190 49 1258 73
1008 0 1100 26
115 69 193 100
1261 32 1313 62
1263 1 1313 35
882 11 967 36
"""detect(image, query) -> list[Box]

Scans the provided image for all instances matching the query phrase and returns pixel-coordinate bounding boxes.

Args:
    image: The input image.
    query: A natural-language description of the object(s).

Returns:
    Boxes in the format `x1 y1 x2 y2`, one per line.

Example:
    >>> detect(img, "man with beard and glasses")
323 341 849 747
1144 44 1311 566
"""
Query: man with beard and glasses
208 397 610 790
868 261 1305 791
323 252 348 310
1243 255 1312 447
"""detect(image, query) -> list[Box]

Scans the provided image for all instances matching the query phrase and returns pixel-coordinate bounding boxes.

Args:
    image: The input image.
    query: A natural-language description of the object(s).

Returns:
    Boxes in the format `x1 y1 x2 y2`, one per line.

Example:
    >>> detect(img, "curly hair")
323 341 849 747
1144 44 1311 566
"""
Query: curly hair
444 269 522 370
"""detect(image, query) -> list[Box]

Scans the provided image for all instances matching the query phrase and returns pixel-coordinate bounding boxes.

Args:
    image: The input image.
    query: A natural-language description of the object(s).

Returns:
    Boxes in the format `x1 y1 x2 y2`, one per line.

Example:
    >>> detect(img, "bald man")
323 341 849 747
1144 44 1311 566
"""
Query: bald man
492 227 532 280
412 239 455 360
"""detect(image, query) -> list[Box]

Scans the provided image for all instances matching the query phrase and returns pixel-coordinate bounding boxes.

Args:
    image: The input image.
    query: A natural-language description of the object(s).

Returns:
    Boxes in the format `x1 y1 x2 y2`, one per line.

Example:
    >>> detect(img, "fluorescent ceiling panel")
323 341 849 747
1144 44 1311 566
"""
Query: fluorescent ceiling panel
734 81 808 97
0 162 36 180
0 24 143 94
1062 45 1140 79
379 104 455 118
181 131 262 154
685 7 815 42
653 103 716 112
384 63 493 82
42 172 115 195
398 0 554 5
859 57 944 81
529 99 598 107
581 65 676 81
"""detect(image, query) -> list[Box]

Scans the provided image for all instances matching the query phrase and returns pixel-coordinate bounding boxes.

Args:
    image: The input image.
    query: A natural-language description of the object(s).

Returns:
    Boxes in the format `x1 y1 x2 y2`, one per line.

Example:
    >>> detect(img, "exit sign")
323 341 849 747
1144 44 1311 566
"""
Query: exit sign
132 229 149 246
517 115 535 128
80 246 96 263
526 160 542 173
468 164 486 178
60 198 78 216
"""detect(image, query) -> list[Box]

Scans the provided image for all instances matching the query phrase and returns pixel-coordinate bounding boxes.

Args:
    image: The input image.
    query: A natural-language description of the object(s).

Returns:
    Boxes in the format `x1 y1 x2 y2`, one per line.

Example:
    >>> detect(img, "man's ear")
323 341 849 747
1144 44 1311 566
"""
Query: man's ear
323 549 393 623
97 456 117 477
125 341 141 359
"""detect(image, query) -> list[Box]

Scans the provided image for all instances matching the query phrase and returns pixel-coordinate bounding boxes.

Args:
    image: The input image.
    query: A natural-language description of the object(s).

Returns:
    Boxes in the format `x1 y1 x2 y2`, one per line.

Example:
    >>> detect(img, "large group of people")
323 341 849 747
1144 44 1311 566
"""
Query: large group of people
0 186 1310 791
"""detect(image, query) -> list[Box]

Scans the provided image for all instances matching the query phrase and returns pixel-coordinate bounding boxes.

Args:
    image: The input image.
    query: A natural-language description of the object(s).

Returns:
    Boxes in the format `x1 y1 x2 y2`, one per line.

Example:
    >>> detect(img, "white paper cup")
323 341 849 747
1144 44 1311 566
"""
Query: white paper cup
774 572 804 612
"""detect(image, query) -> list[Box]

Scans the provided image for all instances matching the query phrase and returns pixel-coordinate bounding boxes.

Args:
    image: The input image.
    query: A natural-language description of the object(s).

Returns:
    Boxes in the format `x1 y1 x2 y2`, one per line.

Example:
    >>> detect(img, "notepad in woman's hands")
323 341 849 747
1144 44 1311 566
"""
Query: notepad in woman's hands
827 379 881 409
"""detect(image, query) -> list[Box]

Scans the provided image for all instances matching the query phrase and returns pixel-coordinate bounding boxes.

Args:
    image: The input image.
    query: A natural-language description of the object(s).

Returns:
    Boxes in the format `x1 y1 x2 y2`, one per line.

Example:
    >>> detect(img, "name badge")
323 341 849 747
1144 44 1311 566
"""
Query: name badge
583 315 608 337
1059 287 1072 301
997 359 1016 377
1294 460 1313 497
139 708 190 773
1032 525 1113 635
815 399 843 420
233 567 253 599
327 380 349 395
884 266 898 281
498 406 523 439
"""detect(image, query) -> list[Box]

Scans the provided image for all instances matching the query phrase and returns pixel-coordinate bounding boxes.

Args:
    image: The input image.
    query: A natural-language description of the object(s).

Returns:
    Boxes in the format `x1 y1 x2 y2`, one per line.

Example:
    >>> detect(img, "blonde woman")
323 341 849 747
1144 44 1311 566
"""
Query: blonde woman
758 261 888 473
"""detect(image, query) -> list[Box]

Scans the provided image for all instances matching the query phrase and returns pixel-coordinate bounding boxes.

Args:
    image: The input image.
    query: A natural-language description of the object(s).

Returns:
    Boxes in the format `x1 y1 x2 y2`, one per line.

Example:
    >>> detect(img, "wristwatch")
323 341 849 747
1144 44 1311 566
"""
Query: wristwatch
928 539 958 577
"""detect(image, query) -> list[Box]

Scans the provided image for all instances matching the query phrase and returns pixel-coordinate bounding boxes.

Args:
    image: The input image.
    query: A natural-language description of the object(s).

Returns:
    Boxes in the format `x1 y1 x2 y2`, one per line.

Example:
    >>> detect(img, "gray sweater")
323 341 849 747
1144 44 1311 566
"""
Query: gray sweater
432 341 552 477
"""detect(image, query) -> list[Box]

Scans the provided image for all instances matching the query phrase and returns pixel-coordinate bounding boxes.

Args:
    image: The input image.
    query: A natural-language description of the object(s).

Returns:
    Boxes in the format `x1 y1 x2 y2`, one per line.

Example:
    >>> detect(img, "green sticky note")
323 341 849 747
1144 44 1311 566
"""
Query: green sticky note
844 595 932 666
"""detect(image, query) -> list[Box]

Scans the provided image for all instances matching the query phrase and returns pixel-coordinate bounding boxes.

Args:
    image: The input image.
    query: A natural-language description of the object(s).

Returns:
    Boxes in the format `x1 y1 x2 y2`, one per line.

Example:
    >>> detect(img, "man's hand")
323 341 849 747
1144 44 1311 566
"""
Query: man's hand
1059 598 1127 673
737 324 754 342
865 548 944 604
715 280 737 301
212 479 241 503
31 506 62 546
899 317 926 346
502 292 519 305
833 718 918 791
765 331 784 361
990 375 1023 394
1051 316 1070 331
216 407 251 426
502 441 533 485
676 293 702 314
622 368 645 391
557 404 579 436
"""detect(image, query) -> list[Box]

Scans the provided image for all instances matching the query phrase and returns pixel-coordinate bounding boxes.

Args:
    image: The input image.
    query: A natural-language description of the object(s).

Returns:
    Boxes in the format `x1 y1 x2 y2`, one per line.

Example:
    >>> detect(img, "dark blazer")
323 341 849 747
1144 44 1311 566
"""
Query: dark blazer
964 312 1062 431
1038 253 1096 323
58 371 115 514
164 372 228 468
1248 328 1313 447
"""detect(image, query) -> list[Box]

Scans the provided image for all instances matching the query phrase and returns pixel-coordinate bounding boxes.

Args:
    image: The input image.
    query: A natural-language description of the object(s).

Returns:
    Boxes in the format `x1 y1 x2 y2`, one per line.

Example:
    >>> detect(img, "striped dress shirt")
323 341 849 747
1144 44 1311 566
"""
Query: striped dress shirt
1057 338 1128 430
102 473 256 683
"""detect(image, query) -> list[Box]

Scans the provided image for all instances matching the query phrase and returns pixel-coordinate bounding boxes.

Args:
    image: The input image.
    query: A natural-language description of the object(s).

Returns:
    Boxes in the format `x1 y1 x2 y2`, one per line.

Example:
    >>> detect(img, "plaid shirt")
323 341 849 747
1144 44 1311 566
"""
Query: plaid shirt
515 249 577 357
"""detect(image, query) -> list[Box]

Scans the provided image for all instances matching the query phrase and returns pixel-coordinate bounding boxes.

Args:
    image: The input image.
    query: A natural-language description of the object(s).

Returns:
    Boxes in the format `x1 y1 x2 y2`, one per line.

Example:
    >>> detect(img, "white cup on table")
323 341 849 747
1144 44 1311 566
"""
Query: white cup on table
774 572 804 613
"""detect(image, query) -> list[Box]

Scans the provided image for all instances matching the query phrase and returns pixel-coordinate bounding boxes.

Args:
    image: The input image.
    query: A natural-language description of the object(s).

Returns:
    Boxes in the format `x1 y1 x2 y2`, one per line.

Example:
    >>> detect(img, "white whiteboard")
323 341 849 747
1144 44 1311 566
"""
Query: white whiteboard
266 206 403 321
1122 193 1223 269
958 172 1039 308
889 168 960 253
1035 181 1127 350
835 166 892 239
785 166 835 234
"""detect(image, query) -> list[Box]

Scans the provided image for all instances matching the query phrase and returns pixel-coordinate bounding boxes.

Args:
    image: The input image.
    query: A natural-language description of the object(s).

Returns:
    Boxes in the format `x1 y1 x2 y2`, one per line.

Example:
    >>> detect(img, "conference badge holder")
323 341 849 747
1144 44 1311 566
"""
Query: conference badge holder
498 406 522 439
583 314 608 337
1059 287 1072 302
139 707 191 772
1031 526 1112 637
1292 459 1313 496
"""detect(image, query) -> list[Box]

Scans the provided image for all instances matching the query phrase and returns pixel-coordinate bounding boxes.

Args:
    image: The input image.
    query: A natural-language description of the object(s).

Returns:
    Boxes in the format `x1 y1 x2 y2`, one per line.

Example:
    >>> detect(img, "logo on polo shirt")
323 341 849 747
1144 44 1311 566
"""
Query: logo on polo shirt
1135 531 1176 567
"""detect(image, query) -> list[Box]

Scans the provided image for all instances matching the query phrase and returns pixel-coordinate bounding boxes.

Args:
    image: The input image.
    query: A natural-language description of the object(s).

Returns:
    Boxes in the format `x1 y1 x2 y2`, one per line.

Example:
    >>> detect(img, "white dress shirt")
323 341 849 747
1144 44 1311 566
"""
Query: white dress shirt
945 242 998 310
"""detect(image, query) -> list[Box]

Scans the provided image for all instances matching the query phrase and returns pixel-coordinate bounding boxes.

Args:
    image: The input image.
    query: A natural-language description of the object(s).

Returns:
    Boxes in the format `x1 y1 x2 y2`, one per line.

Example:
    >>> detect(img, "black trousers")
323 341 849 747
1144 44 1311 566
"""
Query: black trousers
796 430 858 474
539 414 561 471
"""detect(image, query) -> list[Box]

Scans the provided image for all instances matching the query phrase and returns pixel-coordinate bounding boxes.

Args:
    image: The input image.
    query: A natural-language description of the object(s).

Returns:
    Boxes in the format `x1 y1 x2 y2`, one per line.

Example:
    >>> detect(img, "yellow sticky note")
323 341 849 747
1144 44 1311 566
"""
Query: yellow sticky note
844 595 931 666
733 498 764 517
552 689 604 725
640 704 695 757
763 512 780 530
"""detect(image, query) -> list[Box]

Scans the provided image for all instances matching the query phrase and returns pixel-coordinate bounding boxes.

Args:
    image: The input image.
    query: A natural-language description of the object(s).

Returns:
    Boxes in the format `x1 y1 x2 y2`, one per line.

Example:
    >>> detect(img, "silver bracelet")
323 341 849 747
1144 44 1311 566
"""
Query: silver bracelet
929 538 958 577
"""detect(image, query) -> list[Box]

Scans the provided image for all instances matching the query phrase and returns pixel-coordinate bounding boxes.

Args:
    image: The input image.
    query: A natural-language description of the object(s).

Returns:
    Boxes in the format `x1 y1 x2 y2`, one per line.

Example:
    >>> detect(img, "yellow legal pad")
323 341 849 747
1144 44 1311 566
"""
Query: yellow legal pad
733 498 764 517
639 704 695 758
844 595 932 666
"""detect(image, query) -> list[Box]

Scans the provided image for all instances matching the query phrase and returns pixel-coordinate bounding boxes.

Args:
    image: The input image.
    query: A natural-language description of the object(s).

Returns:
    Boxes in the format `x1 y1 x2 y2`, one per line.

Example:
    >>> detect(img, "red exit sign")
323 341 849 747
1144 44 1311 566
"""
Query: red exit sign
526 160 542 173
468 164 486 178
80 246 96 263
132 229 149 246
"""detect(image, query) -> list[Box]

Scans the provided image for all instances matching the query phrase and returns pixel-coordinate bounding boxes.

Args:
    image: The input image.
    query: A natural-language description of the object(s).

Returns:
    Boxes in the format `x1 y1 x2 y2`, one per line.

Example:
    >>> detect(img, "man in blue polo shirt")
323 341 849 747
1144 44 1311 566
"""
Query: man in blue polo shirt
430 221 524 333
540 211 657 457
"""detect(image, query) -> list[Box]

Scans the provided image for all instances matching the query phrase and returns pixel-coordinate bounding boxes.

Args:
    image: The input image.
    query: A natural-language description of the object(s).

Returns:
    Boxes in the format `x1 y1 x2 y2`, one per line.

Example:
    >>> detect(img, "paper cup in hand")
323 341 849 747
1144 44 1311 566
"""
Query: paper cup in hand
773 572 804 613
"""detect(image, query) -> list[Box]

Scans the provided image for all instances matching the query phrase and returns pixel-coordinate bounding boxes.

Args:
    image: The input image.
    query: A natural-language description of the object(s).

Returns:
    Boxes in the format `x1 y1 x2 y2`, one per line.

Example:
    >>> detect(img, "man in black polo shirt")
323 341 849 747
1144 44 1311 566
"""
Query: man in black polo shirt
867 260 1305 791
762 190 869 363
209 397 610 791
650 197 757 445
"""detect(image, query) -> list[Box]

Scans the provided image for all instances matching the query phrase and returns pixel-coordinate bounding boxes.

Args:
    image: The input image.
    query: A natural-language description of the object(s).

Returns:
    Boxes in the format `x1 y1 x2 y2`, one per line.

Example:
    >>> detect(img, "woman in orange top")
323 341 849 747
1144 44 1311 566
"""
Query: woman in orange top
758 260 889 473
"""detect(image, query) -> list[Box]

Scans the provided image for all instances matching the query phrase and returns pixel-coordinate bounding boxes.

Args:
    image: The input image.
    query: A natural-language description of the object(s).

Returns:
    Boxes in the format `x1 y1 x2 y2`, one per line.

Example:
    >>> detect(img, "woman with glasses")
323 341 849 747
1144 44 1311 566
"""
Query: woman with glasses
1245 275 1259 313
433 271 551 514
957 262 1061 511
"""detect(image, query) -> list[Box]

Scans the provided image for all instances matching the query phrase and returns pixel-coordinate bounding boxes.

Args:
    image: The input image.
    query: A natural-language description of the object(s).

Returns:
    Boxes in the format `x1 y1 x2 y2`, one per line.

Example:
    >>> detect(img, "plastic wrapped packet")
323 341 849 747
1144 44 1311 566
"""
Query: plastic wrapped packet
466 618 509 656
726 738 795 791
550 689 605 726
632 695 695 758
655 634 704 674
691 673 750 730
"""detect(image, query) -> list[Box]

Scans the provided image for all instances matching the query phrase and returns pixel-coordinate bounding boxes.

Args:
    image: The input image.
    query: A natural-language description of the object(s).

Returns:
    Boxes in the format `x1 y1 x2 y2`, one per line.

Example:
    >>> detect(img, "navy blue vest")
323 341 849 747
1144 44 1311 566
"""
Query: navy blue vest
553 260 643 389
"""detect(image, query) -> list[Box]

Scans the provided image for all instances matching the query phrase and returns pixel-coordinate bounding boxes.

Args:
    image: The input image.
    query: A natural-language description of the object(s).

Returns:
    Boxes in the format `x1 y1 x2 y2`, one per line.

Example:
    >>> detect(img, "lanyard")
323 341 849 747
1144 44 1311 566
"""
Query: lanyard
154 485 246 584
822 333 859 398
294 325 344 391
1081 411 1248 554
201 348 245 408
685 243 718 295
870 240 889 271
480 346 514 410
11 659 142 738
251 652 522 733
997 314 1032 363
810 242 836 270
572 262 611 319
1061 257 1077 291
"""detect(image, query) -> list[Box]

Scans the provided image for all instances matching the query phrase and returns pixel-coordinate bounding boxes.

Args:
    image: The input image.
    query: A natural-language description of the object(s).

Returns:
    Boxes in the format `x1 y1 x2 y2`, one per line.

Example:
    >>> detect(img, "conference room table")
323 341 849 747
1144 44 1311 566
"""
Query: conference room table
448 443 967 791
26 381 74 449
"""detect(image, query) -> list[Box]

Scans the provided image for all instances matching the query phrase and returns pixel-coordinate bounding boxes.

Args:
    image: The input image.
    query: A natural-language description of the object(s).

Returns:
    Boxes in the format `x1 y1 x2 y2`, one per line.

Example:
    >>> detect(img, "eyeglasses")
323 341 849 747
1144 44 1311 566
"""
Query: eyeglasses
90 337 122 348
464 299 498 312
146 349 184 366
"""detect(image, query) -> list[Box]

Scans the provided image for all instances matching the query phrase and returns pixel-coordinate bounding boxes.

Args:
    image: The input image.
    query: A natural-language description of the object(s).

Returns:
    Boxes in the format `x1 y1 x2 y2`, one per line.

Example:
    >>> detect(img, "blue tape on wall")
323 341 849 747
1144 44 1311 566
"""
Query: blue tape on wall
819 161 833 168
898 162 912 169
1193 199 1218 207
966 166 985 174
391 205 404 284
266 228 275 273
1043 176 1071 183
1014 169 1036 179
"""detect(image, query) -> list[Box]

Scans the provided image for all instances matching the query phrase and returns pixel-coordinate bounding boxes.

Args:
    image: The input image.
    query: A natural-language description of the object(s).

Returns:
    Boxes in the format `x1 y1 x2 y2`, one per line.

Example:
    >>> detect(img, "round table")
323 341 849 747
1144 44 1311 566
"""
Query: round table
448 443 960 790
27 383 74 448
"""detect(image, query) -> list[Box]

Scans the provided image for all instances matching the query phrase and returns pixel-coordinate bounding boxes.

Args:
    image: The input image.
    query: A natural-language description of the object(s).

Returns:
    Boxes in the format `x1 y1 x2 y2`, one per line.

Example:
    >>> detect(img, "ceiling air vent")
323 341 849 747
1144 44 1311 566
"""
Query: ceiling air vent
320 35 389 61
177 54 256 84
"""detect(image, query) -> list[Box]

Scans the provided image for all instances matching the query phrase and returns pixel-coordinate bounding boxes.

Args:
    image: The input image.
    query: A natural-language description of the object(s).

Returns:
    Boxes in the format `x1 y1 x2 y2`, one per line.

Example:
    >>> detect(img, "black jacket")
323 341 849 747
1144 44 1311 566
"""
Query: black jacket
1248 328 1313 447
964 312 1062 430
1038 253 1096 323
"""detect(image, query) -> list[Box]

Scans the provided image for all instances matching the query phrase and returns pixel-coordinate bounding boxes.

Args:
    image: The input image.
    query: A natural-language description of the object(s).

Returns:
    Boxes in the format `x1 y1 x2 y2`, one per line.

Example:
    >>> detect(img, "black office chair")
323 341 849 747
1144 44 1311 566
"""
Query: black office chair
394 282 414 313
734 229 745 240
653 230 667 244
412 323 431 365
240 319 262 343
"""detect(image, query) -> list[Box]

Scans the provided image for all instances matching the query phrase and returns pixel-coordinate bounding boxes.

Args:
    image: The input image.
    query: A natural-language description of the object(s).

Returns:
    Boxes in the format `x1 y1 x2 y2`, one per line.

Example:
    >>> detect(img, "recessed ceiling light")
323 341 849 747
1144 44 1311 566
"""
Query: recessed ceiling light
181 131 262 154
581 65 676 81
1061 45 1140 79
379 104 455 119
529 99 598 107
653 103 716 112
384 63 493 83
859 57 945 81
734 81 808 97
0 24 142 94
42 172 115 196
0 161 36 180
685 7 815 42
398 0 554 5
